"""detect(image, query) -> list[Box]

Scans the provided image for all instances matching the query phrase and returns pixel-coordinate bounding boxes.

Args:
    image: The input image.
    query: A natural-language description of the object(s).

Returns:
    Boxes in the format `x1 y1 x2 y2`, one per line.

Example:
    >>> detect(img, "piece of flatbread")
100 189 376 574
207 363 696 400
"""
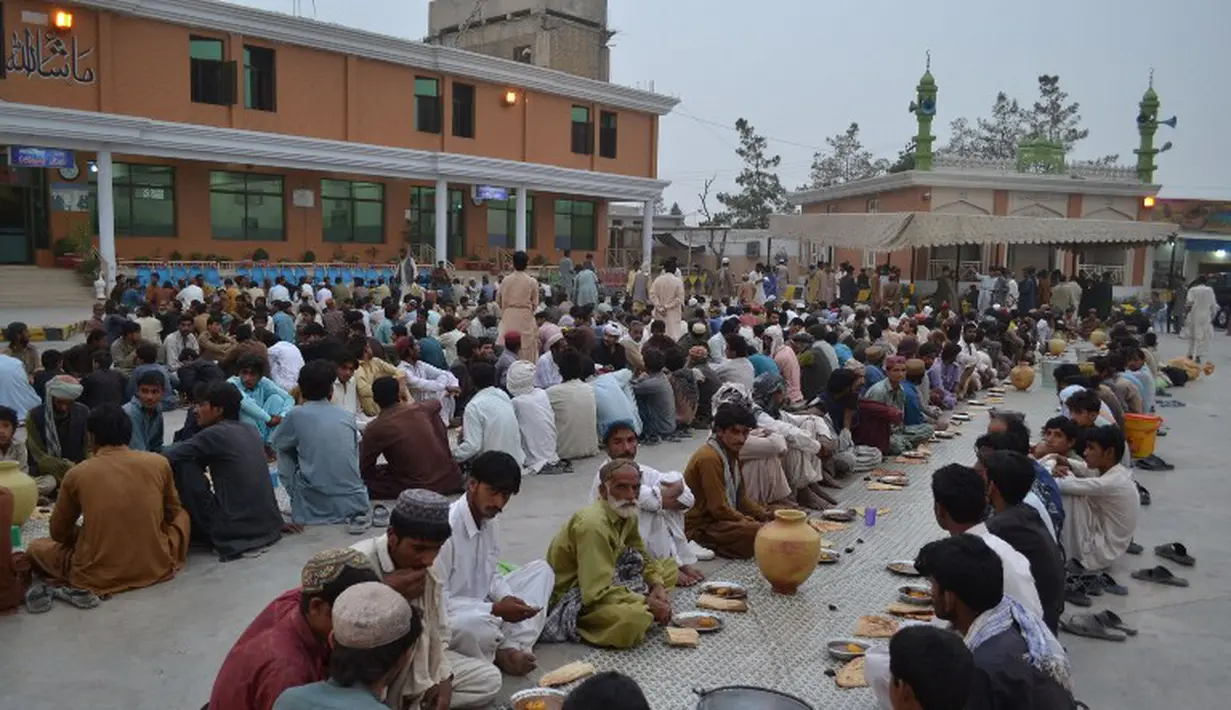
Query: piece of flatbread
854 506 891 518
697 594 747 612
867 482 905 492
855 615 900 638
539 661 596 688
887 602 934 618
835 657 868 688
809 519 849 534
665 627 700 648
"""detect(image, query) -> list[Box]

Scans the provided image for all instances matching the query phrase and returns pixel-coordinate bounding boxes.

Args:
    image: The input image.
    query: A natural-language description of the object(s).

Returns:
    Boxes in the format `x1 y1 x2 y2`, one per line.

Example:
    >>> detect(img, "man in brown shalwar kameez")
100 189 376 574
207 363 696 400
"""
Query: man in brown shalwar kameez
26 404 189 596
683 402 770 559
359 376 462 498
497 251 541 363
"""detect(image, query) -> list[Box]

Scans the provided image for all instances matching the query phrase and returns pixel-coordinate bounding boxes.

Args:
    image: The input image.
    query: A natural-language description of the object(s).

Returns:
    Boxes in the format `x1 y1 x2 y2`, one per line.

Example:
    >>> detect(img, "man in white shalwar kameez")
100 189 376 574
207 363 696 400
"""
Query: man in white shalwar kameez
1185 275 1217 362
396 336 459 424
649 258 687 340
588 421 712 587
1046 426 1139 572
436 451 554 677
267 340 304 393
330 357 370 430
505 361 564 475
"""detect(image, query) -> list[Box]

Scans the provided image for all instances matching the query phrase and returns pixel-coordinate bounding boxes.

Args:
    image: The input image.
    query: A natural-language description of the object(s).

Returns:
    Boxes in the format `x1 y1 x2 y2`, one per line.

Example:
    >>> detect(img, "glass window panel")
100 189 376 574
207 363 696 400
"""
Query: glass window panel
246 193 284 240
354 202 384 243
131 196 175 236
210 171 245 190
246 175 283 195
414 77 439 97
321 179 351 199
571 106 589 123
322 198 351 243
210 191 247 239
353 182 383 201
487 201 510 247
190 38 223 61
576 201 595 216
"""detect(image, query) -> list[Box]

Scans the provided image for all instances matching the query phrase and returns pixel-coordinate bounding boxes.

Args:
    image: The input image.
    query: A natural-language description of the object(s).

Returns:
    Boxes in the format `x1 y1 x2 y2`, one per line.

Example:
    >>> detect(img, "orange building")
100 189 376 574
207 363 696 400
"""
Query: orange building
0 0 674 283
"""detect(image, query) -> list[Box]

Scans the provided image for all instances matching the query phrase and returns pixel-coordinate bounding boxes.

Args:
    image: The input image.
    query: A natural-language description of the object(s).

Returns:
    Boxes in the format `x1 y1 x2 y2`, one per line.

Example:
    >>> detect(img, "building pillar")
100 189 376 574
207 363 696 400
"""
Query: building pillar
1123 247 1135 287
96 150 117 290
641 199 654 267
1054 248 1065 273
1141 246 1155 290
515 187 528 252
433 178 448 264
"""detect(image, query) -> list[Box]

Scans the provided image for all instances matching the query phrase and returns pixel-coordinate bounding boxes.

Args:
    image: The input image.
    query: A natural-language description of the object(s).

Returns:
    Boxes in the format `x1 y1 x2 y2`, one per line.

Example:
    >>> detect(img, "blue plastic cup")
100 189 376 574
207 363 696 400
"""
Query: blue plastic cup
865 507 877 527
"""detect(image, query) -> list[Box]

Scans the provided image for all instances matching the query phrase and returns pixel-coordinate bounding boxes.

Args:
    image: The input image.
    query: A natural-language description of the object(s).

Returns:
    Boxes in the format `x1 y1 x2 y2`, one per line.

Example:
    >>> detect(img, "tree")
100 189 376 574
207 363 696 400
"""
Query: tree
697 177 729 261
806 122 889 188
1028 75 1086 149
714 118 789 229
940 117 980 157
669 201 683 216
976 92 1030 159
887 139 916 173
652 194 667 214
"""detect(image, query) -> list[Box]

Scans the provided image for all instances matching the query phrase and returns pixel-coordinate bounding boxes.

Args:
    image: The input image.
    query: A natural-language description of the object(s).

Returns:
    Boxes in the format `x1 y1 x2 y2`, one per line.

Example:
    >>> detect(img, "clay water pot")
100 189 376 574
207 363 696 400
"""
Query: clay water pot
754 509 821 595
1048 338 1067 356
1010 362 1036 391
1090 329 1109 347
0 460 37 526
1204 362 1216 376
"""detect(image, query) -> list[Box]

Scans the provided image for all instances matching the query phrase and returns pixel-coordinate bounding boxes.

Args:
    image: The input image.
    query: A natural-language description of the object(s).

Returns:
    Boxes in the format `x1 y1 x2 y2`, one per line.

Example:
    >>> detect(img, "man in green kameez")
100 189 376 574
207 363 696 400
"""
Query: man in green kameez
862 355 934 455
542 459 674 649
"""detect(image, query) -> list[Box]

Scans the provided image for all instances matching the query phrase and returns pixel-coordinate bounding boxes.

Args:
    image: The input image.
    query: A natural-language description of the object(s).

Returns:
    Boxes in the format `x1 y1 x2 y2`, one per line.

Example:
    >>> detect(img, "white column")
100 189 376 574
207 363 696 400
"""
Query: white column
1123 247 1135 288
96 150 117 290
641 199 654 266
433 178 448 265
515 187 528 252
1141 246 1155 291
1054 248 1064 272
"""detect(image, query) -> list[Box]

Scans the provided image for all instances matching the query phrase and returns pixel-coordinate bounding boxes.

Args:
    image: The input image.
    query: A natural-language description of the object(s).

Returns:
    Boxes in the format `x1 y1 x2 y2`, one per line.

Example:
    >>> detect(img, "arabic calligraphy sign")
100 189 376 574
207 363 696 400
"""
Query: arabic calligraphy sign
5 26 96 84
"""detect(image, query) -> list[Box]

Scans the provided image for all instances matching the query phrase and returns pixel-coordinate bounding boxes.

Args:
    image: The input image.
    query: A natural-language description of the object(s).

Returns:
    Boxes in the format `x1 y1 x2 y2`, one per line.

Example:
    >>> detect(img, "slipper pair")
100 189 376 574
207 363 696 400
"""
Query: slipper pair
1134 455 1174 471
1060 610 1137 642
1132 565 1189 587
25 583 101 613
1155 542 1195 566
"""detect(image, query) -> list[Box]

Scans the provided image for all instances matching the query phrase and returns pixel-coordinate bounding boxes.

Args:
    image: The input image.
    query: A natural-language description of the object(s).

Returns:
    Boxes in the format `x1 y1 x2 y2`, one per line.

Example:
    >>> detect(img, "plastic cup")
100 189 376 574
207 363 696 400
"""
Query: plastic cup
10 524 21 549
865 507 877 527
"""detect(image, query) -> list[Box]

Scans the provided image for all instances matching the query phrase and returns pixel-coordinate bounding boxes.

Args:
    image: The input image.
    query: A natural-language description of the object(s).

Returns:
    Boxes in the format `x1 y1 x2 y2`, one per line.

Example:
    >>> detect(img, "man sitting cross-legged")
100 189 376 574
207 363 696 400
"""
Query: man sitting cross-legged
542 459 675 648
124 370 167 454
360 376 462 498
25 375 91 498
208 548 379 710
589 421 709 587
26 404 190 597
229 355 295 446
435 451 554 676
885 625 974 710
271 360 370 526
350 489 502 709
1051 425 1139 573
683 402 771 560
163 381 286 561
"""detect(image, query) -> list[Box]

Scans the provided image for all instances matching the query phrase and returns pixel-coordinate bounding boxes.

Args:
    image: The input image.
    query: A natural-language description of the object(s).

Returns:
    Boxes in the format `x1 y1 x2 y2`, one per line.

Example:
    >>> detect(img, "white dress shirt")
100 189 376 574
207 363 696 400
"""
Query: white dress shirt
454 387 524 467
968 522 1045 620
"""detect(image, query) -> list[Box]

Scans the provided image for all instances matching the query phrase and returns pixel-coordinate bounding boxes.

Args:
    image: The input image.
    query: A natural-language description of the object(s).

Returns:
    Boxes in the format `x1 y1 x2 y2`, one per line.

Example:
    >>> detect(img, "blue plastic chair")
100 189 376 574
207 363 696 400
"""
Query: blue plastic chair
204 267 222 288
134 266 151 287
170 265 188 283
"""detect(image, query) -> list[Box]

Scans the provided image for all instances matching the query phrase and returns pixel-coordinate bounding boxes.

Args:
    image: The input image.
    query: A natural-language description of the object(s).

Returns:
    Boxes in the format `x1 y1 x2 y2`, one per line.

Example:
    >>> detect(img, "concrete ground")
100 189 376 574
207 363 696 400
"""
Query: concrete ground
2 333 1229 709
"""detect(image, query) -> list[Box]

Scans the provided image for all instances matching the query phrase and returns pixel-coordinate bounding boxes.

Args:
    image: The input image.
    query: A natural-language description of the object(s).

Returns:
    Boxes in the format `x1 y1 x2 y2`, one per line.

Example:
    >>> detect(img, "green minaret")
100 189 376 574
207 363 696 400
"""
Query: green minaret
1134 70 1161 183
911 52 938 171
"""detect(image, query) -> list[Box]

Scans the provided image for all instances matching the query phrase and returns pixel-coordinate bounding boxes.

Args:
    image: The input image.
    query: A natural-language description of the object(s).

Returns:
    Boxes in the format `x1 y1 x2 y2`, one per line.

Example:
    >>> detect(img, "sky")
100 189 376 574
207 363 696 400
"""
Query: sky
229 0 1231 222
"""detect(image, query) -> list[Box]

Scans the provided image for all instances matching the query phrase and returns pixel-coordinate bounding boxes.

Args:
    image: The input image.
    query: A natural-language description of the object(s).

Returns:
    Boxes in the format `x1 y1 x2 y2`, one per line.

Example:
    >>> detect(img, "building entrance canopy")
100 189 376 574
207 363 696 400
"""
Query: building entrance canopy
769 212 1176 251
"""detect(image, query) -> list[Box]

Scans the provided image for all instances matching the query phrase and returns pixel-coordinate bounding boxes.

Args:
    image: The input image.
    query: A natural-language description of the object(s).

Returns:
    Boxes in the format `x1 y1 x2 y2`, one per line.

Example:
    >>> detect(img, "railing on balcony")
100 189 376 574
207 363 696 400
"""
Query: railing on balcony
1077 264 1125 285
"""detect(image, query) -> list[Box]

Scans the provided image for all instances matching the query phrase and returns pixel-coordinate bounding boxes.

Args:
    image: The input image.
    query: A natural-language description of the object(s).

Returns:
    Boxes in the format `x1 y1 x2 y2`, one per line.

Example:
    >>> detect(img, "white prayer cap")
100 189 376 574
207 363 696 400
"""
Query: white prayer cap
331 582 415 650
722 257 730 264
604 323 622 337
687 298 698 307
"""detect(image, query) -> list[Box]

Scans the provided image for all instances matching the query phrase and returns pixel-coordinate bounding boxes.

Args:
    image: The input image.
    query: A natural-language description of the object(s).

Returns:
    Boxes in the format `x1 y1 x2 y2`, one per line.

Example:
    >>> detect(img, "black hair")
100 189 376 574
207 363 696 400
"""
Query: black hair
826 368 857 396
409 322 427 339
120 320 141 336
179 348 200 363
713 402 757 431
915 535 1004 615
389 508 452 543
303 322 325 338
328 606 423 688
889 625 974 710
724 334 749 358
988 418 1030 454
719 318 739 335
1083 424 1127 462
558 350 584 382
470 361 497 390
92 350 113 369
371 376 401 409
470 450 522 495
930 464 987 525
455 335 478 360
298 564 380 617
40 349 62 369
917 342 939 358
642 347 665 372
87 403 133 447
563 671 651 710
512 250 528 270
1052 363 1082 390
663 346 685 372
650 319 666 334
984 450 1036 505
208 314 224 325
236 354 267 377
298 359 337 401
1042 416 1078 441
200 381 242 420
438 315 458 333
135 342 159 364
0 405 18 430
86 328 107 344
941 341 960 361
1065 388 1102 415
135 369 166 391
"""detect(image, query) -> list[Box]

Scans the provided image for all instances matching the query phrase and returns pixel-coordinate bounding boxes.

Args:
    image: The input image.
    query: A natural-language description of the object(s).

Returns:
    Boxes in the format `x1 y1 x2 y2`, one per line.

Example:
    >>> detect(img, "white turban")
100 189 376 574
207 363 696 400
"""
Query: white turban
506 361 536 397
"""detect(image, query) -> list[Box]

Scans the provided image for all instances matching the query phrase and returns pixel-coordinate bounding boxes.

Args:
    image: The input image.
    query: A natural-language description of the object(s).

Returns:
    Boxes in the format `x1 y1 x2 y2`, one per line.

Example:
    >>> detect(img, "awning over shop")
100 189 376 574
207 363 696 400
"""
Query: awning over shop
769 212 1177 250
653 232 706 251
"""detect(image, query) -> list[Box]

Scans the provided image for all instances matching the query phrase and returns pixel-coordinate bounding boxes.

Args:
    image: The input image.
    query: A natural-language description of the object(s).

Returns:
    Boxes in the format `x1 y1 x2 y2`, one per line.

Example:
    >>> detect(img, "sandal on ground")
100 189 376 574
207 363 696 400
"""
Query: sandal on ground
1093 610 1138 636
1134 458 1164 471
347 512 371 535
1127 541 1144 555
370 504 391 529
50 586 102 609
1154 542 1195 567
1060 613 1127 642
1099 572 1128 596
1137 483 1152 506
25 583 53 614
1065 585 1092 607
1145 455 1175 471
1131 565 1189 587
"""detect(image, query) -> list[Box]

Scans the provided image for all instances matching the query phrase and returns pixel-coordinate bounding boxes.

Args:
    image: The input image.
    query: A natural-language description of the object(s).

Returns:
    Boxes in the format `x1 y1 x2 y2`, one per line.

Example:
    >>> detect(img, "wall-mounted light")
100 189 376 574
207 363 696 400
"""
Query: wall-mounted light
1216 250 1227 258
1142 196 1156 209
52 9 73 30
501 90 519 107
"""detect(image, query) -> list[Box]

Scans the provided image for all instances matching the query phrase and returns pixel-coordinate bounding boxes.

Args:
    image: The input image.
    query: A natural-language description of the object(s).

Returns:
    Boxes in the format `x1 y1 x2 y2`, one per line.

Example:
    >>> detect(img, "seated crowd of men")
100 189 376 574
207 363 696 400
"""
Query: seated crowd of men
0 257 1167 709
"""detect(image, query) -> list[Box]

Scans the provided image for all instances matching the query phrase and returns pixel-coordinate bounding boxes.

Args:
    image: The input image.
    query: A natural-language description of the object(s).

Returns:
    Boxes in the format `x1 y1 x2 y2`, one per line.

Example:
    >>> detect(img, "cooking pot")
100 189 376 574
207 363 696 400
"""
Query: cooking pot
694 685 813 710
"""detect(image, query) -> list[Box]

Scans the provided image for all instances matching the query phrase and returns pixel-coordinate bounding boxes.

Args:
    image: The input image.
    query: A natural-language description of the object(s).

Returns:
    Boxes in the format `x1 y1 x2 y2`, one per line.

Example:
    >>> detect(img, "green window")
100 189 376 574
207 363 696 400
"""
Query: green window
486 196 534 249
408 187 465 260
322 179 385 244
89 163 177 237
209 171 285 241
190 36 233 105
554 199 595 251
244 45 276 111
415 77 442 134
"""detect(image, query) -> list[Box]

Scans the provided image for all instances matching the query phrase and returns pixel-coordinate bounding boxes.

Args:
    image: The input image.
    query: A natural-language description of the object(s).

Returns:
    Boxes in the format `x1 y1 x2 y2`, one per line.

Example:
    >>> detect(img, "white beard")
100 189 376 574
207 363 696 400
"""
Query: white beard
608 496 638 519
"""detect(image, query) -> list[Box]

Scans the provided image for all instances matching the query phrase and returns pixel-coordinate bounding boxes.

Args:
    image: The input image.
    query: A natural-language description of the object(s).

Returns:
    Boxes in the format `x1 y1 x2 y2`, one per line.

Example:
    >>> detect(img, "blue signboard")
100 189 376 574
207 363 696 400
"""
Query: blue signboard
475 185 509 201
7 146 75 169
